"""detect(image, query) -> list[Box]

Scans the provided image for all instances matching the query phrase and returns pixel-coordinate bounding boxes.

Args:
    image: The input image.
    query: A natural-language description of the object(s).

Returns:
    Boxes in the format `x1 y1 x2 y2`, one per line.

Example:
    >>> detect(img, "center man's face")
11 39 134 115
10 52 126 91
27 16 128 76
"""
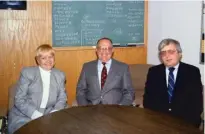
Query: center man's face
96 39 113 62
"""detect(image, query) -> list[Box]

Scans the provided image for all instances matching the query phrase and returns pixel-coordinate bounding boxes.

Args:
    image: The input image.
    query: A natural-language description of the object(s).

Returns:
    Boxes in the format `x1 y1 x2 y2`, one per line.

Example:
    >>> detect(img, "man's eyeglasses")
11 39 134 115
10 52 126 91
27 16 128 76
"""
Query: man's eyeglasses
97 47 113 52
159 50 177 56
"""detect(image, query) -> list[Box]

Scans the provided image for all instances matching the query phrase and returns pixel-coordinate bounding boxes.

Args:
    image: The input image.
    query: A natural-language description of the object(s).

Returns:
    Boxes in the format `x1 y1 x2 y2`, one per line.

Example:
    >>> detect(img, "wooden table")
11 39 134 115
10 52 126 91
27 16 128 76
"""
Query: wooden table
14 105 202 134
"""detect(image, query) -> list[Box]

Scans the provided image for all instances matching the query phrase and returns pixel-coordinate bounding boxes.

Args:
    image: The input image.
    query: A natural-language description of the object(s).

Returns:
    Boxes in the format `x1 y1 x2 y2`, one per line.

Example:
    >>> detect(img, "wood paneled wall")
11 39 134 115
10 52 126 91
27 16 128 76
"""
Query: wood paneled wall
0 1 147 110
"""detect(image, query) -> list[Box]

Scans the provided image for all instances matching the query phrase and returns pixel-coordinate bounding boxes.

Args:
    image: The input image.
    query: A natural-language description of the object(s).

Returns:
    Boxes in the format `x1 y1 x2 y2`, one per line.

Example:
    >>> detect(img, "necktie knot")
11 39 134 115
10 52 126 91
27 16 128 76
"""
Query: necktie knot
102 62 106 66
169 67 175 72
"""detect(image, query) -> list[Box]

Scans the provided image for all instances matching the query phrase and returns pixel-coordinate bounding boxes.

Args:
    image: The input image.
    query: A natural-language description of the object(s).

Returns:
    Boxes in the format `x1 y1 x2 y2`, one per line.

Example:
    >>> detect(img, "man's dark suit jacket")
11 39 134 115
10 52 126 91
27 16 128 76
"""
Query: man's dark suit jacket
143 62 203 126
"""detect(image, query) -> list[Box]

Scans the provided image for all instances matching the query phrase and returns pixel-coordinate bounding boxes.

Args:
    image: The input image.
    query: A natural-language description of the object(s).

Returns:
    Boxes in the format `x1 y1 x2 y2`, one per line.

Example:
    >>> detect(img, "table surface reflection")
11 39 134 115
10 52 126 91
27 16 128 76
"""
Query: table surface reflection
14 105 202 134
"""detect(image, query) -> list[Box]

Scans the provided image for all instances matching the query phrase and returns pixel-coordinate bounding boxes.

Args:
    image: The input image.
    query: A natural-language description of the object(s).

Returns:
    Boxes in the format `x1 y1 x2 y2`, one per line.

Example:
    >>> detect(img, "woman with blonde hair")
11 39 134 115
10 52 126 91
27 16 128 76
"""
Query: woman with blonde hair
8 44 68 134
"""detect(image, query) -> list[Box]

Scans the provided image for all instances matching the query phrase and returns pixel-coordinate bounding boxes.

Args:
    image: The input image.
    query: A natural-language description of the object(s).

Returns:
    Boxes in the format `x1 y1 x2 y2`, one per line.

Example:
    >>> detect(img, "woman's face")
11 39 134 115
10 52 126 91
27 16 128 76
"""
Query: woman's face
37 51 55 71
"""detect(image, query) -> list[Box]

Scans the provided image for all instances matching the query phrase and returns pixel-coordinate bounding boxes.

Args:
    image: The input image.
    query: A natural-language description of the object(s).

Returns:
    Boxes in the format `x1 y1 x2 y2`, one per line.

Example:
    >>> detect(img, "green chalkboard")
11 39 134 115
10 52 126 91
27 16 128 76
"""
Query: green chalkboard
52 1 145 47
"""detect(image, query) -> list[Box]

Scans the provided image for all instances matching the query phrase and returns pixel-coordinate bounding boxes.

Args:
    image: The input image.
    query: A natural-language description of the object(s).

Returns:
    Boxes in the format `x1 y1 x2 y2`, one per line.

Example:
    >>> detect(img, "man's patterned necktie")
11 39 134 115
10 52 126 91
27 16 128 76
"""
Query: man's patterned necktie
168 67 175 103
101 62 107 89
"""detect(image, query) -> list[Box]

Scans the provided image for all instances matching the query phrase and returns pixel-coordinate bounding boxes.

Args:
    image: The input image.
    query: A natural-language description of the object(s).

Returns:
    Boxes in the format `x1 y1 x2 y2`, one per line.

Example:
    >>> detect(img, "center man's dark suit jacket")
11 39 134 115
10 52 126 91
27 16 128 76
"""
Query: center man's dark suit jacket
76 59 135 106
143 62 203 126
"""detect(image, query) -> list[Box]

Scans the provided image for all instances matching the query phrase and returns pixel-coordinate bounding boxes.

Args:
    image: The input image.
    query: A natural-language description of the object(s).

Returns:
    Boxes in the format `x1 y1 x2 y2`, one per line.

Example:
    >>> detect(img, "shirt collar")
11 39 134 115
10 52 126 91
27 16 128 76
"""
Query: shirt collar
166 62 180 70
98 59 112 65
39 66 51 74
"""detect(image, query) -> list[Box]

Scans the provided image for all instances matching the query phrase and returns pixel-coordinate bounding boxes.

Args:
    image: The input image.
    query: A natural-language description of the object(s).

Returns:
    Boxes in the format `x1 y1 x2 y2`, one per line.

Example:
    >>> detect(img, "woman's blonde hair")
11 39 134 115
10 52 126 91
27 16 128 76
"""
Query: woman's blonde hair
36 44 55 57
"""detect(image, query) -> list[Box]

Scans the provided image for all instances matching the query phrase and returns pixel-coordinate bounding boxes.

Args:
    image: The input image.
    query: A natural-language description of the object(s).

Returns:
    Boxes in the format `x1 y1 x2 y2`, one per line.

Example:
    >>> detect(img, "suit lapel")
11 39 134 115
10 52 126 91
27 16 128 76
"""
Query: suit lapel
172 62 183 99
93 60 101 91
162 65 167 89
47 69 56 107
36 67 43 106
160 65 169 102
174 62 182 90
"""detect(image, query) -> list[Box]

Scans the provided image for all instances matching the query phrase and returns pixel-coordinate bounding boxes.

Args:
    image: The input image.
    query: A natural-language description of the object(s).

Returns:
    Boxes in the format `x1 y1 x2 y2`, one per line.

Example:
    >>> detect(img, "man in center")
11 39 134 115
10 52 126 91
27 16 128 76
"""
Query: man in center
76 37 135 106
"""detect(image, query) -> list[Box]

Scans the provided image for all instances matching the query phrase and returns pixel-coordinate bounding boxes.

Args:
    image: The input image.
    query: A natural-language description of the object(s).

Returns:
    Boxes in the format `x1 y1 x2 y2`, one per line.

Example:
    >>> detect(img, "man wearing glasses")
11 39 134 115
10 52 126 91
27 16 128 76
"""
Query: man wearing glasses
143 38 203 127
76 37 134 106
